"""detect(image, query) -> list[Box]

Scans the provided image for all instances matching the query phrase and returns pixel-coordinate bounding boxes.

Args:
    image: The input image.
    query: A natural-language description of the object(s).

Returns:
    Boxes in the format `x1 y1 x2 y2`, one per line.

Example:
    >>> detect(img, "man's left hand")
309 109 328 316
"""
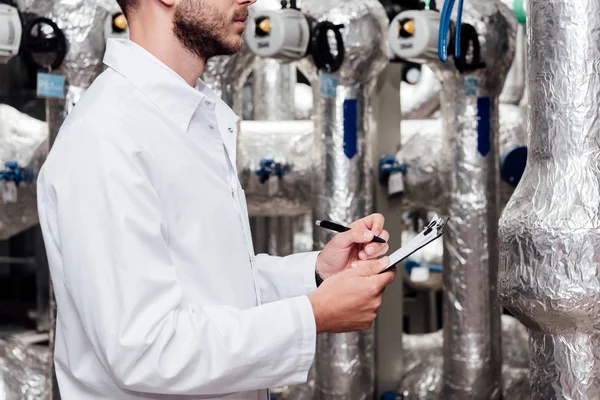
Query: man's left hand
316 213 390 280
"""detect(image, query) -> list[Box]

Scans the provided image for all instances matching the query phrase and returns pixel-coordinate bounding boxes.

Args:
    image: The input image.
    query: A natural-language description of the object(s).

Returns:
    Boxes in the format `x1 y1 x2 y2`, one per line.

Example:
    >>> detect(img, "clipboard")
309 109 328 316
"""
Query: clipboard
382 214 449 272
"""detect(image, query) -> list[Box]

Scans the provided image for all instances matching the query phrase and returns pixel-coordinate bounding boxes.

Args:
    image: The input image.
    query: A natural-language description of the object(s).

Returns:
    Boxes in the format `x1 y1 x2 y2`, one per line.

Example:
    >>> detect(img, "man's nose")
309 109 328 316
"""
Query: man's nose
238 0 257 5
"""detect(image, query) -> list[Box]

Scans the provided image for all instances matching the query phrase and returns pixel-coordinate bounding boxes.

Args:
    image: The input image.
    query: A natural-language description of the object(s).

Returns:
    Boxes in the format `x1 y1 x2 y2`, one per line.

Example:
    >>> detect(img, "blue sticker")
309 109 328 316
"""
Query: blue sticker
477 97 491 156
464 76 478 96
37 73 65 99
319 72 338 98
343 99 358 159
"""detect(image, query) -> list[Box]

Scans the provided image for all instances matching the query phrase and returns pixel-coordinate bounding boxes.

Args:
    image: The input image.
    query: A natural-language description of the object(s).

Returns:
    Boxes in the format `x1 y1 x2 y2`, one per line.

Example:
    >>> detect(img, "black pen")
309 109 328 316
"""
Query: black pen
315 220 387 244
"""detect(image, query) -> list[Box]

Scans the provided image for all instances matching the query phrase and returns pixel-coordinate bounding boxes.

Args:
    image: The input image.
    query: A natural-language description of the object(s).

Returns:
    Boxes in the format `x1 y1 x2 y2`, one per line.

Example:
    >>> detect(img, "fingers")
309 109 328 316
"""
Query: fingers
351 256 391 277
332 228 378 248
357 213 385 236
359 230 390 259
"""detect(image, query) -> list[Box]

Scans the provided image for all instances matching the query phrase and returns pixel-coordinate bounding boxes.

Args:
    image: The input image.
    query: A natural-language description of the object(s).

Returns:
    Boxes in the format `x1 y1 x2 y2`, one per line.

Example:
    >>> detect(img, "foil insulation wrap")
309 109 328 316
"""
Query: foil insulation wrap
238 120 313 217
425 2 516 399
400 316 530 400
401 65 441 120
498 0 600 398
203 49 256 113
396 104 527 213
0 105 48 240
252 59 296 120
299 0 388 398
0 339 50 399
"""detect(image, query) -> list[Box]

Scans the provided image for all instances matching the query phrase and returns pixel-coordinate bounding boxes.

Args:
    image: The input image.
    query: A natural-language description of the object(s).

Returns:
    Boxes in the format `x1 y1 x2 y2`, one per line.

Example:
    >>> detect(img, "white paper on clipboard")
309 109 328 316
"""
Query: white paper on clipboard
382 214 449 272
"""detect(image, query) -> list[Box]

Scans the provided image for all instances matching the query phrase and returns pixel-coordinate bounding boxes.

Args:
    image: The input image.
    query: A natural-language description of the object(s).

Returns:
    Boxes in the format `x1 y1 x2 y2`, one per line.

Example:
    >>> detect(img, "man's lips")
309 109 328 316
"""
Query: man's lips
233 15 248 23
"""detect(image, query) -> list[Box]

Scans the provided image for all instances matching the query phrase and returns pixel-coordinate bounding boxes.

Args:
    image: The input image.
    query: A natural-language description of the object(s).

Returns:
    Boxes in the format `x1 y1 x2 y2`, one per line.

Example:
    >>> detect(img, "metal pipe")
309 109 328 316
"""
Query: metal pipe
499 0 600 398
298 0 388 398
251 48 299 258
410 2 517 398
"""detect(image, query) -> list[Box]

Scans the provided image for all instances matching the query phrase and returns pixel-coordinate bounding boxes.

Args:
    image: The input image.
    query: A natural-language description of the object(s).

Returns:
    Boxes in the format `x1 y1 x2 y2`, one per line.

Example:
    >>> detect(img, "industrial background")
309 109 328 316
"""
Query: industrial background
0 0 592 399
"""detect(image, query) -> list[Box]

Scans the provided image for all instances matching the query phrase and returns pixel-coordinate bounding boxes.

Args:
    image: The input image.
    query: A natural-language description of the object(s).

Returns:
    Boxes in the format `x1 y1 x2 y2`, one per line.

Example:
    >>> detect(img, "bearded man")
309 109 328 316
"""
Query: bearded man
36 0 396 398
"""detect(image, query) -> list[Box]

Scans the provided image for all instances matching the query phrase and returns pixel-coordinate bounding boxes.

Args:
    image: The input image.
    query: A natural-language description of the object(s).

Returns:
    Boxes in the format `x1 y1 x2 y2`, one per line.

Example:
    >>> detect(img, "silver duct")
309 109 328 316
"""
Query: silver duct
0 105 48 240
395 104 527 213
295 0 388 398
498 0 600 398
401 65 441 120
400 315 531 400
412 2 517 398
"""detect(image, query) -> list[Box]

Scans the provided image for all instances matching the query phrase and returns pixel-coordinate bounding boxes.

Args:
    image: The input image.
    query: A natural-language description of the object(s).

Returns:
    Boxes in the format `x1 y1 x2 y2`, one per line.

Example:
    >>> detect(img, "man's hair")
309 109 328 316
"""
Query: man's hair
116 0 136 17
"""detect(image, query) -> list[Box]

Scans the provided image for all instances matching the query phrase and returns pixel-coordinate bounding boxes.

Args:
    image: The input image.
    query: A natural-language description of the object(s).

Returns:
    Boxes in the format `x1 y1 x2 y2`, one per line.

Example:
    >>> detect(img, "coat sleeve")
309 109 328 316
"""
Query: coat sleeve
253 252 320 303
39 120 316 396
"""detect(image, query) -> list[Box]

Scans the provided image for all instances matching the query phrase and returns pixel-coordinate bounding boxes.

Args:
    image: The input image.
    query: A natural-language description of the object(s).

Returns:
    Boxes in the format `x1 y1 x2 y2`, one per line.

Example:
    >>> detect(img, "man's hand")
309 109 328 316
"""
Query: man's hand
316 213 390 280
308 257 396 333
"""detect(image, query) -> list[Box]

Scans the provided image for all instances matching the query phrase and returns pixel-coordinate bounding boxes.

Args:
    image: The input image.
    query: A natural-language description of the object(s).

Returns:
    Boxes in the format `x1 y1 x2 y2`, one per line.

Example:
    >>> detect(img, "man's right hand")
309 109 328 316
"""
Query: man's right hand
307 257 396 333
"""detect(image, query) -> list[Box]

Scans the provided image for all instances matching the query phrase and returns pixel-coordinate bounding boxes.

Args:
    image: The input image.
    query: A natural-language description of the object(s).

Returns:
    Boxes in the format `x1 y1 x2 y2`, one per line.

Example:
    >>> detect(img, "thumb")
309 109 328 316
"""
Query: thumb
332 229 376 248
350 256 391 277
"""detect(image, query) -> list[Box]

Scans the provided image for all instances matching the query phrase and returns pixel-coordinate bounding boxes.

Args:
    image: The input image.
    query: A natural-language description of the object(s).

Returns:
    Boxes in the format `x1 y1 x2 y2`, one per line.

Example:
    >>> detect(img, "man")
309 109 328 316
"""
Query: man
36 0 396 398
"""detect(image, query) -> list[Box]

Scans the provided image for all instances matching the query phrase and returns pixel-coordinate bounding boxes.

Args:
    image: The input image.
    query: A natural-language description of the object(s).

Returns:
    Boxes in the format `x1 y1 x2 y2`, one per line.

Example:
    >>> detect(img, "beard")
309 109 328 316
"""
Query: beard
173 0 246 60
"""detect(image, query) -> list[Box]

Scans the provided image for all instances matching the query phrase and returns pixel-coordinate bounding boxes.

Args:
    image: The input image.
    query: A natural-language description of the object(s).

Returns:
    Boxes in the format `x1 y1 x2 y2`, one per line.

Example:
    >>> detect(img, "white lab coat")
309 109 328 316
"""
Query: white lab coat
37 39 318 399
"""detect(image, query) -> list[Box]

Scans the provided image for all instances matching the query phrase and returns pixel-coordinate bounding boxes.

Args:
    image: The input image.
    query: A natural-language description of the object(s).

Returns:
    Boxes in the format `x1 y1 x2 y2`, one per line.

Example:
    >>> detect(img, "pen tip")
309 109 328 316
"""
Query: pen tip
315 220 322 226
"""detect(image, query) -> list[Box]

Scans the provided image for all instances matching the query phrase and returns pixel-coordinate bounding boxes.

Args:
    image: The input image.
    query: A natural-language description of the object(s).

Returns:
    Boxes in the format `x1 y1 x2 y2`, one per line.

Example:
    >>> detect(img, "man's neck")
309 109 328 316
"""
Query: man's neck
130 26 205 87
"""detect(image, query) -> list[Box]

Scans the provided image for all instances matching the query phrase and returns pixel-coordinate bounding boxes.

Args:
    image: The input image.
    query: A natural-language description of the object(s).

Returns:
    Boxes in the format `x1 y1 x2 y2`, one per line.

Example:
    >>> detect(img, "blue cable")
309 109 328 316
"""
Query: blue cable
454 0 464 59
437 0 454 62
438 0 465 62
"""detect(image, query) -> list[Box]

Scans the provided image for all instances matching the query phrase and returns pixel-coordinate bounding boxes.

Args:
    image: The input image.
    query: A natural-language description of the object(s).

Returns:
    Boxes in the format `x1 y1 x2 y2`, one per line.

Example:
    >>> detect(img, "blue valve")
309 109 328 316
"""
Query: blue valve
380 391 404 400
379 155 406 185
255 158 291 184
500 146 527 187
405 258 443 274
0 161 34 186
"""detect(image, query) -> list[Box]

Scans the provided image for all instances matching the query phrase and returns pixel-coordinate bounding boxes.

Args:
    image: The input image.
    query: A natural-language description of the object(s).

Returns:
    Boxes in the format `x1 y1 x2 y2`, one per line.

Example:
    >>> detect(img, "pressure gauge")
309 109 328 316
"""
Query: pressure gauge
388 10 440 63
0 4 22 64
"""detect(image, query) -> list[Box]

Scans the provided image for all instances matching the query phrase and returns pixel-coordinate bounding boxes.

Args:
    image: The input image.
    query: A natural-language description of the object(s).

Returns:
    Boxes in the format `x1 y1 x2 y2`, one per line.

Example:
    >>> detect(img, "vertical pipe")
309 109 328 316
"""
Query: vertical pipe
418 2 516 399
251 58 298 257
499 1 600 398
440 86 502 400
313 84 375 399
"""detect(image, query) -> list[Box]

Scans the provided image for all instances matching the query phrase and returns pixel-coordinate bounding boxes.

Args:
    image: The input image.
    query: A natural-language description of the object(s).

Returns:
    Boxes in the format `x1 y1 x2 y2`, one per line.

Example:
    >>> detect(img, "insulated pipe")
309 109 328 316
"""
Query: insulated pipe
437 3 515 398
395 104 527 213
0 104 48 240
249 1 299 257
394 2 516 398
298 0 388 398
237 120 313 217
499 1 600 398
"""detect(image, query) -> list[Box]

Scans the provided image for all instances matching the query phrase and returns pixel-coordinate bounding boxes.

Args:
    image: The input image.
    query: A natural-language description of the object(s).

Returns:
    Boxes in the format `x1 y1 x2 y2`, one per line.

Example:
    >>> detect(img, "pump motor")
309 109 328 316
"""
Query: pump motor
244 3 345 73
